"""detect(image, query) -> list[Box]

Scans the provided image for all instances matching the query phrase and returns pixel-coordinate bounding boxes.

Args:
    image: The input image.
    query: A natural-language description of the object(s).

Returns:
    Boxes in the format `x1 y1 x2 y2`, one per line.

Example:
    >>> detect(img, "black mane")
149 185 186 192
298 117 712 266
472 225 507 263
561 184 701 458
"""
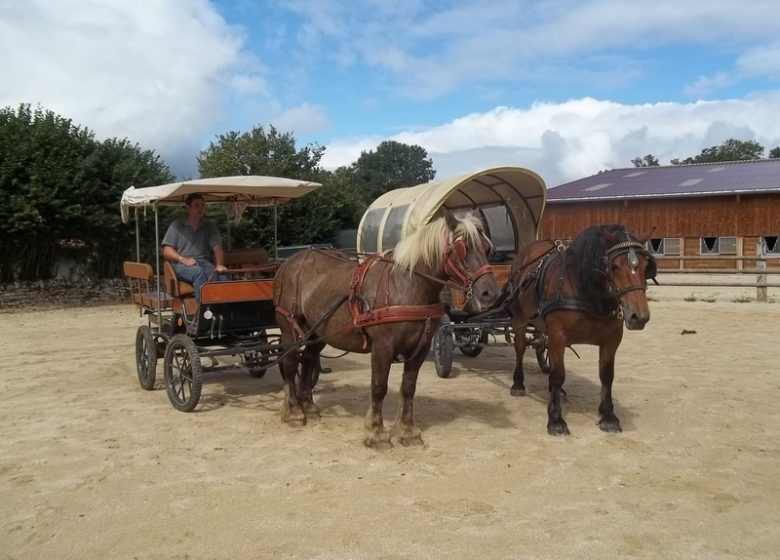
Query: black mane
565 224 634 311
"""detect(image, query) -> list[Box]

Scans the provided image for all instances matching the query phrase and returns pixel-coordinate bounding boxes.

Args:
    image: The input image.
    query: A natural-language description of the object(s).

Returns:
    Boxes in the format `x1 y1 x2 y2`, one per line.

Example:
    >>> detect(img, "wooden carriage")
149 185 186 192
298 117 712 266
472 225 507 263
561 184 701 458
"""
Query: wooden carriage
120 176 320 411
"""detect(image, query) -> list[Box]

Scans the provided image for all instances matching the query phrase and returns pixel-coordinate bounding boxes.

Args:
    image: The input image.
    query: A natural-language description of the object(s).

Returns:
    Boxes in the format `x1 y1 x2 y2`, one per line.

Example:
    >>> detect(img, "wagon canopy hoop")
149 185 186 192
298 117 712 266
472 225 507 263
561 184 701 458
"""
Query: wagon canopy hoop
357 165 547 256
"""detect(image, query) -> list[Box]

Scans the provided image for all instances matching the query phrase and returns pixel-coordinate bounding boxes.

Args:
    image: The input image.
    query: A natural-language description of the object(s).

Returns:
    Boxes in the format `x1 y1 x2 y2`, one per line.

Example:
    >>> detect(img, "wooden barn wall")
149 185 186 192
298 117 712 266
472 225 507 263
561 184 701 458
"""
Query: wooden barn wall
538 193 779 239
537 193 780 270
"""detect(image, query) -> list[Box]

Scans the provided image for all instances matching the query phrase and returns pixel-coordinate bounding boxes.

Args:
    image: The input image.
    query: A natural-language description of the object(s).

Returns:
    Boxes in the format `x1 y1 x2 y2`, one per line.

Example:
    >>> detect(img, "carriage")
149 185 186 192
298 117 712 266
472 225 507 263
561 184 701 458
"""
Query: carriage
120 176 320 412
356 165 549 378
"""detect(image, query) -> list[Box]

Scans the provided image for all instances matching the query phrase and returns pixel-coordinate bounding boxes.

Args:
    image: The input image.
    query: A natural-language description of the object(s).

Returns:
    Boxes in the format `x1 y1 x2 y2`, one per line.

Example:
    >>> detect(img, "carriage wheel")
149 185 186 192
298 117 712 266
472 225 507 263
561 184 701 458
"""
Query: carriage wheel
433 316 454 378
247 331 270 378
135 326 157 390
457 328 489 358
535 344 551 374
163 334 203 412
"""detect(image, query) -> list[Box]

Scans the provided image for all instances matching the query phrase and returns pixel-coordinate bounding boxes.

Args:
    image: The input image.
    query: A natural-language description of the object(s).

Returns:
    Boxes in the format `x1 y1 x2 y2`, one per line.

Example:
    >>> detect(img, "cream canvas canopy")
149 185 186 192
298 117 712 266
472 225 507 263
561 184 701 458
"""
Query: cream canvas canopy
120 175 321 223
357 165 547 254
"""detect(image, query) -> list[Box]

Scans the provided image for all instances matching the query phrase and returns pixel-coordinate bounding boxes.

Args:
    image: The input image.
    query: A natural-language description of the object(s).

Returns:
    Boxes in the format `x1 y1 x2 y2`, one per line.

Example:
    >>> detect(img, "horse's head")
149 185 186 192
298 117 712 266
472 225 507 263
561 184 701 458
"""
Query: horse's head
601 226 654 330
442 212 500 312
393 212 500 312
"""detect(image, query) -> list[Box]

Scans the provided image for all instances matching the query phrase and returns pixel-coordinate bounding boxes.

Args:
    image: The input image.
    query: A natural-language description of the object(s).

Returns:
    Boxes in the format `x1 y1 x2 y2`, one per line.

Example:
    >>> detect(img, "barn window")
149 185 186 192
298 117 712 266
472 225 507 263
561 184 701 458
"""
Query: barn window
647 237 680 256
700 236 737 255
762 236 780 255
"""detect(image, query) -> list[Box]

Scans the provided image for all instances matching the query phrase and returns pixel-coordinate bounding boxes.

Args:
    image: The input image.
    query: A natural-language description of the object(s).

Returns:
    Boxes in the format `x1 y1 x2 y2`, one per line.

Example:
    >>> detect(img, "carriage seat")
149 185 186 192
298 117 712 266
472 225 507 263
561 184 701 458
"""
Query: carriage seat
223 248 278 277
162 261 198 316
122 261 170 310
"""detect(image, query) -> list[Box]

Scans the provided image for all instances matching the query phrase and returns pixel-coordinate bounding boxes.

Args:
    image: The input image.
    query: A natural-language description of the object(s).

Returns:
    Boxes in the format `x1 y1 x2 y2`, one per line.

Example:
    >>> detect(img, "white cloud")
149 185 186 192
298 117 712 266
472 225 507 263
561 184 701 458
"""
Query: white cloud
0 0 262 176
736 43 780 77
321 94 780 187
273 103 331 138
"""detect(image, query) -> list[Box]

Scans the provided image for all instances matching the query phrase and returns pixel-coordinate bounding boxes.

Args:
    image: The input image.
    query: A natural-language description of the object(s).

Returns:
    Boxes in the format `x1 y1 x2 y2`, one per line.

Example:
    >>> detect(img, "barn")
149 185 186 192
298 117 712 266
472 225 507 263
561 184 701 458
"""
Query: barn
539 159 780 270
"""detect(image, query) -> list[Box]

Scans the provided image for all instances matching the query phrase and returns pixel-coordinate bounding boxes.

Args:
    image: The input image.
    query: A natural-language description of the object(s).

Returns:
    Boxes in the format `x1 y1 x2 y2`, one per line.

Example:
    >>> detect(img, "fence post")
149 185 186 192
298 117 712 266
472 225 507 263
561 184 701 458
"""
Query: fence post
756 240 767 303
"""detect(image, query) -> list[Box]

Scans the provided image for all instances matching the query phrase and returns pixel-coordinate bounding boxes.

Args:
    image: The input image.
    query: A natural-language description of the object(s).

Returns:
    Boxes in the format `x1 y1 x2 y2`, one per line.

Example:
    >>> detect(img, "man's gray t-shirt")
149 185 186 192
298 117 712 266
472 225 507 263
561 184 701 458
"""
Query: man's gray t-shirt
162 218 221 261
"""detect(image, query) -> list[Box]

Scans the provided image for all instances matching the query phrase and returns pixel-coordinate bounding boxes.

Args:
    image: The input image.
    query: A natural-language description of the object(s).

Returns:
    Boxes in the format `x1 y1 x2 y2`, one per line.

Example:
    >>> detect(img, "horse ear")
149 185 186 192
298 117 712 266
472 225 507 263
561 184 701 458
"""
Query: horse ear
442 208 460 230
637 226 657 244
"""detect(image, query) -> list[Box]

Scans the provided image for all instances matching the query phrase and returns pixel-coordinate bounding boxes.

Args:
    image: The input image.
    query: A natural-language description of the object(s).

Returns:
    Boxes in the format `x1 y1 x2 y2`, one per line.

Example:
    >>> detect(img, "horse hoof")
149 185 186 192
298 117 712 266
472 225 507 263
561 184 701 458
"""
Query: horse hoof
281 405 307 427
363 429 392 450
599 418 622 433
303 403 321 420
547 422 570 436
399 435 424 447
394 427 424 447
510 385 526 397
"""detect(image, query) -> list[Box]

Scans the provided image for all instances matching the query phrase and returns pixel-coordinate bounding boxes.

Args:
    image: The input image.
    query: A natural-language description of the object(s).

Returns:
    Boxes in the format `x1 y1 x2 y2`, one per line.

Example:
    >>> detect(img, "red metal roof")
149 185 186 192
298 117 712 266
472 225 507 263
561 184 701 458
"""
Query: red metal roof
547 159 780 202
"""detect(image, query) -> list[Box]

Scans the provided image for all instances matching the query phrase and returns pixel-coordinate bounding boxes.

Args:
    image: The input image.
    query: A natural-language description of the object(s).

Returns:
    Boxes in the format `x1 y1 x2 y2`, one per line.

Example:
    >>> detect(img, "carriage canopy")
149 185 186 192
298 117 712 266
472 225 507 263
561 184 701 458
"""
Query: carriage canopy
120 175 321 223
357 165 546 255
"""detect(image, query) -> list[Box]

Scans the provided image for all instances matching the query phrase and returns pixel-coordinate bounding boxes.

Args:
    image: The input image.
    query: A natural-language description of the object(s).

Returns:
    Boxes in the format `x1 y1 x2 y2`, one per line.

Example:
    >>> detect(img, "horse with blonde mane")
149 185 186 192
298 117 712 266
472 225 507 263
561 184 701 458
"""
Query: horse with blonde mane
273 212 499 448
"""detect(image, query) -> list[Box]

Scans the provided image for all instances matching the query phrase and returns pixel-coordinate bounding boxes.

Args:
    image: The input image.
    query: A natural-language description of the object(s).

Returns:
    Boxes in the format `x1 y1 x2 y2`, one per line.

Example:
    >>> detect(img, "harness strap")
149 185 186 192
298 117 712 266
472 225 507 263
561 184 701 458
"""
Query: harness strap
275 305 307 342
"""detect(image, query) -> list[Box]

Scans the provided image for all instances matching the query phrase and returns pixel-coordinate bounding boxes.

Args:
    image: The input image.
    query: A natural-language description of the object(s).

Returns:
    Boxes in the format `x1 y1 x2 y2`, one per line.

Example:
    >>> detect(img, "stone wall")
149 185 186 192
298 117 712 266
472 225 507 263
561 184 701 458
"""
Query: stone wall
0 278 130 311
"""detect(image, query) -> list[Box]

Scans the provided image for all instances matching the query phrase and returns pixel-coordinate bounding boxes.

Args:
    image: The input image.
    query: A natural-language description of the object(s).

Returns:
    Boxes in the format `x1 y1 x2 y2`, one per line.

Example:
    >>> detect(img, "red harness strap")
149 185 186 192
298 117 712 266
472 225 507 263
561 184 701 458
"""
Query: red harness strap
352 302 446 361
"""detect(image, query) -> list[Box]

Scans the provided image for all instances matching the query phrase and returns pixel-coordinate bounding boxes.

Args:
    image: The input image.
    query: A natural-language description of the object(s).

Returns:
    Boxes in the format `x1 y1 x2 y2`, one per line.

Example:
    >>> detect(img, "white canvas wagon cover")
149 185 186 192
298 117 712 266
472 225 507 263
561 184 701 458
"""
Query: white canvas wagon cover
357 165 546 254
120 175 321 223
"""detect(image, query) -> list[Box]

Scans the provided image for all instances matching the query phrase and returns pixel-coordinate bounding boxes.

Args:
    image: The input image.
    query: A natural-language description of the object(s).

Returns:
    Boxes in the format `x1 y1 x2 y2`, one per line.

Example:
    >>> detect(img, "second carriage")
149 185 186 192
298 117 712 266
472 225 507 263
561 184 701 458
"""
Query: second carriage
356 165 550 378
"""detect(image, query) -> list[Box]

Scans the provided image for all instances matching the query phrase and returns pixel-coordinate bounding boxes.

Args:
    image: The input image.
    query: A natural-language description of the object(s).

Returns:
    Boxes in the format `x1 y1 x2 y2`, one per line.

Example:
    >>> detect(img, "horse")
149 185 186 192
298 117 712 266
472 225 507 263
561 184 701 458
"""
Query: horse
273 212 500 448
508 224 656 436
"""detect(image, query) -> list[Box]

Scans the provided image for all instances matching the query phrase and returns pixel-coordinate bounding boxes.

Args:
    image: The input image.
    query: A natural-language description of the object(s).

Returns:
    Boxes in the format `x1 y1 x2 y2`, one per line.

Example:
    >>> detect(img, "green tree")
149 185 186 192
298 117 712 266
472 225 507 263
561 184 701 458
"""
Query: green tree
631 154 660 167
350 140 436 201
769 146 780 159
0 104 173 281
197 125 364 248
671 138 764 165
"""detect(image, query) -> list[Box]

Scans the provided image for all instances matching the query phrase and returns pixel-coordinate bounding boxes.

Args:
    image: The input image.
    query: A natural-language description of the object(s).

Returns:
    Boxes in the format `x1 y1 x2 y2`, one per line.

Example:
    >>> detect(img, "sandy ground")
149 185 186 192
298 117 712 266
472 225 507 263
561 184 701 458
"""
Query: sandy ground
1 281 778 560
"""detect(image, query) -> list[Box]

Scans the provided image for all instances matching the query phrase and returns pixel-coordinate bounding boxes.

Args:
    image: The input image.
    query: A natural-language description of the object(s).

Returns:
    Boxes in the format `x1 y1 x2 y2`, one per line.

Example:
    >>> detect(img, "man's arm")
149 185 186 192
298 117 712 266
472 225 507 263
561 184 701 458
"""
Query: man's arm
163 245 195 266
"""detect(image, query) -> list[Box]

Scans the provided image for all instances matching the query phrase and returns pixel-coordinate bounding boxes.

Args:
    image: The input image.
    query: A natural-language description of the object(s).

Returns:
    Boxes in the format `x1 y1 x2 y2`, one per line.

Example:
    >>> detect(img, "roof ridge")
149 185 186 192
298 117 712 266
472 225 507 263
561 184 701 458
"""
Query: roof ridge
608 158 777 173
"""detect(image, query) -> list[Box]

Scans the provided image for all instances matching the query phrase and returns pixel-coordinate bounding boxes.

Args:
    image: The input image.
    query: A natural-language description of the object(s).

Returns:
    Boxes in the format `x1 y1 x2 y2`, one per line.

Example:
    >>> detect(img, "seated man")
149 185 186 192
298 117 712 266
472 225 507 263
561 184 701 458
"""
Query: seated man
162 192 228 305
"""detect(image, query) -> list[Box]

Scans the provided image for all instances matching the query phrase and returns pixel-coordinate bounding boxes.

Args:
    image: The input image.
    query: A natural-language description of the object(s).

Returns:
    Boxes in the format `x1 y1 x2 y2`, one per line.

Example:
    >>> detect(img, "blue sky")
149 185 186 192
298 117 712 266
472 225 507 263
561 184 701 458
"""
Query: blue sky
2 0 780 187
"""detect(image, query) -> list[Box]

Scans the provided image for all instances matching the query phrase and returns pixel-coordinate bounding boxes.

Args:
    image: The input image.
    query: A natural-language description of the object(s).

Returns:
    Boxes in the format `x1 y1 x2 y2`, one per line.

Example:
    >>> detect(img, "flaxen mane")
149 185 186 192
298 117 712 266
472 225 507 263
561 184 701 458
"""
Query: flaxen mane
393 214 483 272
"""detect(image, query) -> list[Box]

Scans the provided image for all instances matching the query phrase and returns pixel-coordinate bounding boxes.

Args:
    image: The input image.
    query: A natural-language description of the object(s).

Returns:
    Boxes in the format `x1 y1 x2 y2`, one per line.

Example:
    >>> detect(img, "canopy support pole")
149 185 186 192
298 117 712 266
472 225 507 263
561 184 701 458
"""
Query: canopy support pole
274 199 278 259
135 207 140 261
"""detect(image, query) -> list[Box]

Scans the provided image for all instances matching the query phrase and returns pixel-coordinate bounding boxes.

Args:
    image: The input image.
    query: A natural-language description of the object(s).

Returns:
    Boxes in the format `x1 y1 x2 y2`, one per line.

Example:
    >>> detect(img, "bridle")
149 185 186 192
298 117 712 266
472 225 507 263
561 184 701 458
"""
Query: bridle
604 240 651 297
444 233 494 302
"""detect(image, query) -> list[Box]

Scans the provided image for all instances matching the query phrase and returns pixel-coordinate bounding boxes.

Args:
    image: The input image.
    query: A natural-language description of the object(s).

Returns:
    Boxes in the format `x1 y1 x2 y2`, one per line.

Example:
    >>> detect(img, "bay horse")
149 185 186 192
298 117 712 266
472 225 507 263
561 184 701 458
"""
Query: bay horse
508 224 656 436
273 212 499 448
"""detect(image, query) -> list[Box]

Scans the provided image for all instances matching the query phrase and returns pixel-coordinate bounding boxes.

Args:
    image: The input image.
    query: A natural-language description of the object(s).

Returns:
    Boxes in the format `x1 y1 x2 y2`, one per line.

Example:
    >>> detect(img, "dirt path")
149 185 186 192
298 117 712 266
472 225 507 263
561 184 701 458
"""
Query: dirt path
0 290 778 559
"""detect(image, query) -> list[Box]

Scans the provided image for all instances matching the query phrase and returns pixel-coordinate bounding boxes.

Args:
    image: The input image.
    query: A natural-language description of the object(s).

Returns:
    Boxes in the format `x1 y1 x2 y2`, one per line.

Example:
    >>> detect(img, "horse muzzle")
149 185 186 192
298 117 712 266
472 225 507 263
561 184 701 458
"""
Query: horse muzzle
624 309 650 330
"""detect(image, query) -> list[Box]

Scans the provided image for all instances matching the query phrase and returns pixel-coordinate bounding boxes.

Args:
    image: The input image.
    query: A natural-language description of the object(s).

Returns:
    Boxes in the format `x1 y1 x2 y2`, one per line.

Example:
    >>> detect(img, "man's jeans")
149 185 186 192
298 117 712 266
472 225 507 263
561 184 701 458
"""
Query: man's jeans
172 259 228 306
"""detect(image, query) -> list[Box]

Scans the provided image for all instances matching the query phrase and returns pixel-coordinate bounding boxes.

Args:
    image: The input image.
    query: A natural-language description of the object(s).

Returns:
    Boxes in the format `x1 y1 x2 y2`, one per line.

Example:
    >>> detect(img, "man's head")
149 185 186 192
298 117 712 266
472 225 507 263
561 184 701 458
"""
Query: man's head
185 193 206 222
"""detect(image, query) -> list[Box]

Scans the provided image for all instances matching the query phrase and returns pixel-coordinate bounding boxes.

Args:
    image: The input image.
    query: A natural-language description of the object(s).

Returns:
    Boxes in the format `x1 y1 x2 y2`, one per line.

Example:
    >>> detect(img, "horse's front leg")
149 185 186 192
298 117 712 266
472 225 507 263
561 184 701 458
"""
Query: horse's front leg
546 332 569 436
298 343 324 421
363 344 393 449
597 340 622 432
391 350 426 447
278 335 306 426
510 316 528 396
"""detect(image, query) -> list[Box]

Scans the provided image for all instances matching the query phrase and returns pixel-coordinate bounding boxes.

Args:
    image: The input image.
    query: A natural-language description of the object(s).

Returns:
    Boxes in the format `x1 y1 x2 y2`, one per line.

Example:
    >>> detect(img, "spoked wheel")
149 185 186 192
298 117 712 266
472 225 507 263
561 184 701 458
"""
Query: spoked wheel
457 328 489 358
164 334 203 412
246 331 271 378
535 346 551 373
135 326 157 390
533 333 551 374
433 315 454 378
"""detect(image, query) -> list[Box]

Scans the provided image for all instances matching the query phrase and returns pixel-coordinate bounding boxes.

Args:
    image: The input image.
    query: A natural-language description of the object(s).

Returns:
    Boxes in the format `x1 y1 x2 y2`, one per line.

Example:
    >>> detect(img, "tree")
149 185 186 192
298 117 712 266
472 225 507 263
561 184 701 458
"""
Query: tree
350 140 436 201
769 146 780 159
0 104 173 281
631 154 660 167
671 138 764 165
197 125 364 248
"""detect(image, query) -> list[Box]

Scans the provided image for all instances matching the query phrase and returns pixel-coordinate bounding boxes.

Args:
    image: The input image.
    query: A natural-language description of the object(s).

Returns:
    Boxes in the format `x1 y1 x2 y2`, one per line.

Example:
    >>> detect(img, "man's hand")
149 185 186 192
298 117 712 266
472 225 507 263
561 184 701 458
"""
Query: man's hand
215 264 227 274
180 256 196 266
